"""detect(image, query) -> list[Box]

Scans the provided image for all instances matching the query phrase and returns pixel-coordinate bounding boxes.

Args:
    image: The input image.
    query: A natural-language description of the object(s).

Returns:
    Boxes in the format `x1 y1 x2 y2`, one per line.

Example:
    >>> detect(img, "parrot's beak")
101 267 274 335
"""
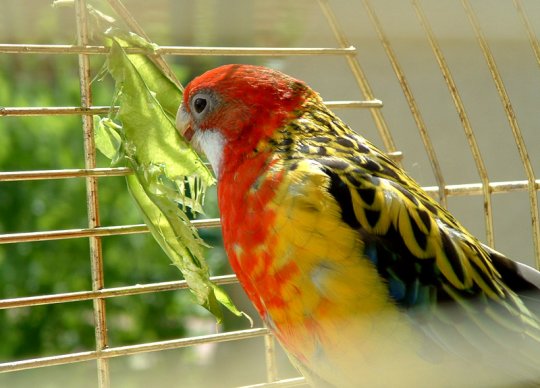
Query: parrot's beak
176 104 195 141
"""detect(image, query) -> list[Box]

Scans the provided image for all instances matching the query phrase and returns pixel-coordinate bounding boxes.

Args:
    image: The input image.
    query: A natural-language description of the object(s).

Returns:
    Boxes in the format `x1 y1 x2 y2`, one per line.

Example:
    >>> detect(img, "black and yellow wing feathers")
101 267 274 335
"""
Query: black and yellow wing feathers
268 96 540 378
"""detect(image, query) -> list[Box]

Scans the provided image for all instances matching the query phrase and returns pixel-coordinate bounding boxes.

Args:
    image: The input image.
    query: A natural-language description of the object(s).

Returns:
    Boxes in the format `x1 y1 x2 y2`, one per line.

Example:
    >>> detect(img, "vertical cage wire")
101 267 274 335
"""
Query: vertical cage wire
74 0 110 386
0 1 539 387
462 0 540 267
316 0 398 157
411 0 495 246
362 0 448 207
514 0 540 65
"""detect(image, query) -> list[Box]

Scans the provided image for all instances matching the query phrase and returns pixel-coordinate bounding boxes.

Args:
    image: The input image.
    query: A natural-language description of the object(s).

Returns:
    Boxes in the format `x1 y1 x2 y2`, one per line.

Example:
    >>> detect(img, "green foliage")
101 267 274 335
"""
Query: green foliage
0 54 94 358
0 0 251 366
0 26 229 363
94 29 244 321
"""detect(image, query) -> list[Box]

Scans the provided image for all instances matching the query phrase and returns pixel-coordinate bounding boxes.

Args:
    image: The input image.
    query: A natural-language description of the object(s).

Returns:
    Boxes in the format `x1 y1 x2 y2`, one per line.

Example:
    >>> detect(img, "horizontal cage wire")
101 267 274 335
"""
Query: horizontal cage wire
0 0 539 387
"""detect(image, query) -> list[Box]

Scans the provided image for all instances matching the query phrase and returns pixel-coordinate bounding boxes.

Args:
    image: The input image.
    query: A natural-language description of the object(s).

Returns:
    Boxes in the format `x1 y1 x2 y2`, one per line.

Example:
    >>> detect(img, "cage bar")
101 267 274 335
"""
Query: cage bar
514 0 540 65
264 334 278 383
0 328 269 374
0 167 131 181
317 0 399 157
411 0 495 246
462 0 540 267
0 106 112 116
0 44 357 56
74 1 110 387
362 0 447 206
0 274 238 310
0 101 382 118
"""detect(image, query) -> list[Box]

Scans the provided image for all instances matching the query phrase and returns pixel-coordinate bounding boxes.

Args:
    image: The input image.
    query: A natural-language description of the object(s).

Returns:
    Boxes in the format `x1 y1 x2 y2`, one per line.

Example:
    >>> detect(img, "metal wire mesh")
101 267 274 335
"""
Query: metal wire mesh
0 1 539 387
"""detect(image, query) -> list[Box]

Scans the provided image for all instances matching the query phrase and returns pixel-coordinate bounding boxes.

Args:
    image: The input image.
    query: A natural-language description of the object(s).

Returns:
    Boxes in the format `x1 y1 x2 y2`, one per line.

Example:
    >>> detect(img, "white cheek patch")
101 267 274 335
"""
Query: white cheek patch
192 129 226 177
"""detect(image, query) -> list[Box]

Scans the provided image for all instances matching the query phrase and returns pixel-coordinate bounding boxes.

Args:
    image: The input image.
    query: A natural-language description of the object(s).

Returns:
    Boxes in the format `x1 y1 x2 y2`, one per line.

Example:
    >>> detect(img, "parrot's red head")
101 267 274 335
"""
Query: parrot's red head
176 64 314 178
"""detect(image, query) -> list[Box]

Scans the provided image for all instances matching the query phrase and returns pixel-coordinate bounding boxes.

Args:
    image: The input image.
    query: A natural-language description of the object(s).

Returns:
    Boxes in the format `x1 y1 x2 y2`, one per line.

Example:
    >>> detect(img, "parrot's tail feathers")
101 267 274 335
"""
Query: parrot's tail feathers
484 243 540 299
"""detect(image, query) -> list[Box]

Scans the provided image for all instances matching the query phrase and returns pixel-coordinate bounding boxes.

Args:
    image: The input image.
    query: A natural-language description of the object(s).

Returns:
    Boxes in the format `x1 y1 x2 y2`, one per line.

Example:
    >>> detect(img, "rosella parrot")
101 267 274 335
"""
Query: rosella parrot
176 64 540 386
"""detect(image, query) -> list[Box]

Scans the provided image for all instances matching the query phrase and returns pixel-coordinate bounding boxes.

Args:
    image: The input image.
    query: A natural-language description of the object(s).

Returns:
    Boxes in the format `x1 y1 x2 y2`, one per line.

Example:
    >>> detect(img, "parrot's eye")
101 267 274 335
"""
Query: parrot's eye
193 97 207 114
190 91 217 119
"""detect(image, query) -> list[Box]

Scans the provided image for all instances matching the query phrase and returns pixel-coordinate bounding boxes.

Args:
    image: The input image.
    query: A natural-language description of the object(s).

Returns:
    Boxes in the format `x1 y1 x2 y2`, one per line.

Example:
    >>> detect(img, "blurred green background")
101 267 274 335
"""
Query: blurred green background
0 0 539 387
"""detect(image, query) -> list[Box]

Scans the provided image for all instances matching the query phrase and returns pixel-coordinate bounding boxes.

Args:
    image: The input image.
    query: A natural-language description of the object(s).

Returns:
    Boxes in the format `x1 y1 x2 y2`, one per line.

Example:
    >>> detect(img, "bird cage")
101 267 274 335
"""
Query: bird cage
0 0 539 387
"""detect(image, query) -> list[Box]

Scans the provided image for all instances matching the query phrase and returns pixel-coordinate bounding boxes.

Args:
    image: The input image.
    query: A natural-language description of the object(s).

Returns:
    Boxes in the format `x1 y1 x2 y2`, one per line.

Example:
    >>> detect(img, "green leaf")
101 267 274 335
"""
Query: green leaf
106 36 213 189
94 116 122 163
104 29 181 118
93 29 245 322
126 173 223 320
212 282 250 323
